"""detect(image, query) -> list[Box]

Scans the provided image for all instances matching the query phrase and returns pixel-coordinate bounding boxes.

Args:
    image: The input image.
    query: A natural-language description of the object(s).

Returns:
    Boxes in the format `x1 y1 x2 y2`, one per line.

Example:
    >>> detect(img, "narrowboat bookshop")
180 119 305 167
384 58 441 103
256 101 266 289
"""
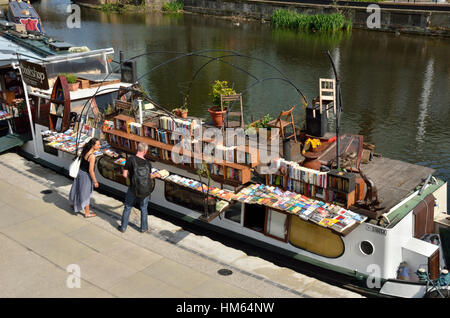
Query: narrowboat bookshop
25 74 448 298
0 20 447 297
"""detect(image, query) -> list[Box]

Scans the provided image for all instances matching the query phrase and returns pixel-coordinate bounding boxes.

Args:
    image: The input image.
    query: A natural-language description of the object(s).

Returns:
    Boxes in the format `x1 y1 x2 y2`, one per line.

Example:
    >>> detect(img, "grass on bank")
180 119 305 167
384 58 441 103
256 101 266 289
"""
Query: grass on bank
271 10 352 32
101 3 123 12
162 0 184 13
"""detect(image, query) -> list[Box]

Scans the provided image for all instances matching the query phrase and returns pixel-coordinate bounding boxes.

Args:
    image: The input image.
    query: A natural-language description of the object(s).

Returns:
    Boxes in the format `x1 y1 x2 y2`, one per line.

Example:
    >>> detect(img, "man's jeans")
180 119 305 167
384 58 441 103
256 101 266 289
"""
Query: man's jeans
120 187 149 232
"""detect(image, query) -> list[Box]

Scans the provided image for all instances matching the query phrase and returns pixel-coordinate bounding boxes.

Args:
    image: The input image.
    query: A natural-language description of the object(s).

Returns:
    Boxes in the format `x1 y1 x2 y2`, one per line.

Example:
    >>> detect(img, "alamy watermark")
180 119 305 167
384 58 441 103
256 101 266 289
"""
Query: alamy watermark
169 126 281 174
66 264 81 288
366 4 381 29
67 4 81 29
366 264 382 289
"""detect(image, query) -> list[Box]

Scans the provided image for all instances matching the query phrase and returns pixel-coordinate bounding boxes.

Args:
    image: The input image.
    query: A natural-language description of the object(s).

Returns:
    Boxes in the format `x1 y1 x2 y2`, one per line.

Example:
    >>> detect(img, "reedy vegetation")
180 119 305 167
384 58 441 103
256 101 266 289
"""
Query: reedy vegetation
271 10 352 31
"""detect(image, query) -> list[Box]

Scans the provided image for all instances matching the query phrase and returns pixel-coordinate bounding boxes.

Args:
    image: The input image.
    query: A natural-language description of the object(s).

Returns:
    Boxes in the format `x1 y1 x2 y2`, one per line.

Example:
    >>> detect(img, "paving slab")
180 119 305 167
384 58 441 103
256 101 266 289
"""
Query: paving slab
0 203 34 229
102 241 163 271
34 211 86 234
0 219 66 245
189 277 257 298
67 223 125 253
109 272 191 298
142 258 211 293
74 253 139 290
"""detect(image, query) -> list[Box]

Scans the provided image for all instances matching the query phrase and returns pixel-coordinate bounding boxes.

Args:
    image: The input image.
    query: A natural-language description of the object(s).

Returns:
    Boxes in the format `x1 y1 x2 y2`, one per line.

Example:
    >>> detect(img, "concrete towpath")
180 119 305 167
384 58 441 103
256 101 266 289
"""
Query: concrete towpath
0 152 364 298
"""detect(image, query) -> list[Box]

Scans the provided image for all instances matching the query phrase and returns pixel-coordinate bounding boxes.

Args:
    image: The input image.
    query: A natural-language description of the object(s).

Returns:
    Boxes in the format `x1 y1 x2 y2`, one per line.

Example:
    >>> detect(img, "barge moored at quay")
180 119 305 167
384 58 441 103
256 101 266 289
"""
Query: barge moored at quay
0 6 448 298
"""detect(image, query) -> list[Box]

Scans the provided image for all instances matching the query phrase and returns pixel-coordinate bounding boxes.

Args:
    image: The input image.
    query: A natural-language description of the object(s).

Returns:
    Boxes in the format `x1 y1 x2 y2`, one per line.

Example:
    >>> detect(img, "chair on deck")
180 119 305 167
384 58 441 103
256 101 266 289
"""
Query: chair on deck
221 94 244 129
268 105 297 142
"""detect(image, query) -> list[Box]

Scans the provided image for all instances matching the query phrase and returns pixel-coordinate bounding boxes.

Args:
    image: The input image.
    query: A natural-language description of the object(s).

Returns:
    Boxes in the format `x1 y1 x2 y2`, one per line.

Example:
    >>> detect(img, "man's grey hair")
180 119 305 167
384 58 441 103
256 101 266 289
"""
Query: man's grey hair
137 142 148 153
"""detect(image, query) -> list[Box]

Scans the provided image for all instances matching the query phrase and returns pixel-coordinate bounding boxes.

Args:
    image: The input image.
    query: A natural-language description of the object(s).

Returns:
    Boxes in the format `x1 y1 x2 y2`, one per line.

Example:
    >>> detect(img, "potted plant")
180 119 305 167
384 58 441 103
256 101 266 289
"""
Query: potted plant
60 73 79 91
172 107 188 118
248 114 274 139
208 80 236 127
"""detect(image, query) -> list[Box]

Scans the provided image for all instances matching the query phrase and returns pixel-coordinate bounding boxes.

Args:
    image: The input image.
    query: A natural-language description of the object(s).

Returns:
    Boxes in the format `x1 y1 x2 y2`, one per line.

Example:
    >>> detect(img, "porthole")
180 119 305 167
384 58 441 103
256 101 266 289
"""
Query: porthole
360 241 374 255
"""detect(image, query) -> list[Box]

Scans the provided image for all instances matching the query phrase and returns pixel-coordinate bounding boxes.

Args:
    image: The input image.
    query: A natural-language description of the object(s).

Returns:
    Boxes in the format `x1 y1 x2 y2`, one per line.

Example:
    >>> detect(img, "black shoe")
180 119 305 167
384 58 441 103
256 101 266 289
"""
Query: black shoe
139 228 149 233
117 225 125 233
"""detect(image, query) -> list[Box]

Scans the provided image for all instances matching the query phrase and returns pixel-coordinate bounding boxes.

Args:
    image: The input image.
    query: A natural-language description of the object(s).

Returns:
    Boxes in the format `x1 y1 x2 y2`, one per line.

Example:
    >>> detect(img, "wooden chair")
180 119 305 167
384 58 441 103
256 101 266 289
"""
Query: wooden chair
268 105 297 142
221 94 244 129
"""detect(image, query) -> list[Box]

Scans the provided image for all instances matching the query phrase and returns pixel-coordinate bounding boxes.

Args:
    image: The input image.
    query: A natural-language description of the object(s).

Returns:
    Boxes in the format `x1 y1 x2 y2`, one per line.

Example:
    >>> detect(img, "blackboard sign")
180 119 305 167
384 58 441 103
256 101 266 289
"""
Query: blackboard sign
18 60 49 90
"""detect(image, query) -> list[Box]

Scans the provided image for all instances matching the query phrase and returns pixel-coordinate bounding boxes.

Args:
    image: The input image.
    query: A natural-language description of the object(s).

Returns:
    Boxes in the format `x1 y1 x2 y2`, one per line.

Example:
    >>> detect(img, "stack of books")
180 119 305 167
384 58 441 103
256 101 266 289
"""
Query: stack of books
233 183 366 233
165 174 235 201
41 130 119 158
129 122 142 135
272 158 328 188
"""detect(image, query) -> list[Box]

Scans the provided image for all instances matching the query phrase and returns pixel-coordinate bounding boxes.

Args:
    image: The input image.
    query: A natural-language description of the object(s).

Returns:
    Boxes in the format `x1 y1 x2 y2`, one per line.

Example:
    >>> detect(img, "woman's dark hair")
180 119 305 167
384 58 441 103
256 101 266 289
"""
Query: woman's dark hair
80 138 99 159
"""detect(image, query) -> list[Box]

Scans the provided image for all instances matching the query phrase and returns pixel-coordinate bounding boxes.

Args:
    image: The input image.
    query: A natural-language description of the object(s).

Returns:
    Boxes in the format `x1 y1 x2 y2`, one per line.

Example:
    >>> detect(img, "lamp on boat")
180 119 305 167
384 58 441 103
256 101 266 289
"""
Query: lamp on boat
440 269 450 286
416 267 428 281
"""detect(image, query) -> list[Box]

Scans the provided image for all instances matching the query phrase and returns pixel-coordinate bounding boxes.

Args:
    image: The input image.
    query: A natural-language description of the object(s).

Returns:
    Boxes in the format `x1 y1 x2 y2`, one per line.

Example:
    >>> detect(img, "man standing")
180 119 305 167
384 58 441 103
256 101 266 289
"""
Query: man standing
118 142 159 233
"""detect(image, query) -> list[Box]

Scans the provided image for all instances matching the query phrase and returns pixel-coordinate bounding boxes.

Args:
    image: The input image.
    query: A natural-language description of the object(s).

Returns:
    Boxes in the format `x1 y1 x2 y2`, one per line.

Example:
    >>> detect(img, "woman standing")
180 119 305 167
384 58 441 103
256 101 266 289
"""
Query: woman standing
69 138 100 218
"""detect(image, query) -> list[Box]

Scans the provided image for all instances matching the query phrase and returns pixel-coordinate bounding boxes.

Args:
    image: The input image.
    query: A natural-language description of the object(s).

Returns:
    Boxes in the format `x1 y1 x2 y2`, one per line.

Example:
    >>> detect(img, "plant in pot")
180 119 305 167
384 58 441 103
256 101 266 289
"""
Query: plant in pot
60 73 79 91
208 80 236 127
248 114 274 139
172 107 188 118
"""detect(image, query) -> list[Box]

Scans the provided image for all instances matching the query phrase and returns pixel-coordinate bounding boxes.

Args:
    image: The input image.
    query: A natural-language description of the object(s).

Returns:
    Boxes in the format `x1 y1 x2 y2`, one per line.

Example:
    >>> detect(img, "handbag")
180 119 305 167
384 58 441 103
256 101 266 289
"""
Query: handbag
69 156 81 178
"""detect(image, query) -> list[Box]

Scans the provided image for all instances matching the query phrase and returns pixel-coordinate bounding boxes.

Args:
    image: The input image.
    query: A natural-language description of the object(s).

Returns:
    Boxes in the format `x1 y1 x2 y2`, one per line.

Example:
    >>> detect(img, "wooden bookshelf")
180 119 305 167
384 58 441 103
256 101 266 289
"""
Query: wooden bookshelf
114 114 135 133
48 76 70 132
265 170 357 209
105 128 252 185
327 170 356 193
104 114 261 185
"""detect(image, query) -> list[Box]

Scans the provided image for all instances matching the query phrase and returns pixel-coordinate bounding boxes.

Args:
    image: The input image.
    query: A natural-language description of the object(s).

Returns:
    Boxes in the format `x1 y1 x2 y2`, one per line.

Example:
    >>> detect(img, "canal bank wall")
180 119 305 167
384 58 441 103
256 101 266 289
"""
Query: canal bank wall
73 0 172 10
182 0 450 36
72 0 450 36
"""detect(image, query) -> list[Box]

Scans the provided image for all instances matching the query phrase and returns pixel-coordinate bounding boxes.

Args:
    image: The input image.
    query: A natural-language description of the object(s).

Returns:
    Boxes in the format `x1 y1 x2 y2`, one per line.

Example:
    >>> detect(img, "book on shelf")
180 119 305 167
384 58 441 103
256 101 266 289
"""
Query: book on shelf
115 119 129 132
327 170 355 193
119 137 131 149
149 146 160 158
161 150 171 161
55 117 62 131
271 158 328 188
103 120 114 131
225 167 240 181
129 122 142 135
143 126 157 139
269 174 285 188
109 134 118 145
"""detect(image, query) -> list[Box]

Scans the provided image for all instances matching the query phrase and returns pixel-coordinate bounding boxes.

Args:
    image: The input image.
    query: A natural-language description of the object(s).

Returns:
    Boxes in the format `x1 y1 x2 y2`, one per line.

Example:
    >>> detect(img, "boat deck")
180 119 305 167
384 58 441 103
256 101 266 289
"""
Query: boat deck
360 156 435 215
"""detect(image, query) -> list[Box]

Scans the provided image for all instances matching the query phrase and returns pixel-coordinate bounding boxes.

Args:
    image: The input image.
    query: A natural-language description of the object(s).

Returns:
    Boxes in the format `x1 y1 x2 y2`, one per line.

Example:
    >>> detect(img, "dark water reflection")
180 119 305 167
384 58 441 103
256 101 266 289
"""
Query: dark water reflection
35 1 449 204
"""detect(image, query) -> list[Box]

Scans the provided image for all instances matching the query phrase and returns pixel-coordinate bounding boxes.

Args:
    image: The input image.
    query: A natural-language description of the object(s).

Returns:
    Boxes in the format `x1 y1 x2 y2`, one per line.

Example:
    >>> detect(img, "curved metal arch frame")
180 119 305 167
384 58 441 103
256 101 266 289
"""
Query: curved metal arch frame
74 49 309 153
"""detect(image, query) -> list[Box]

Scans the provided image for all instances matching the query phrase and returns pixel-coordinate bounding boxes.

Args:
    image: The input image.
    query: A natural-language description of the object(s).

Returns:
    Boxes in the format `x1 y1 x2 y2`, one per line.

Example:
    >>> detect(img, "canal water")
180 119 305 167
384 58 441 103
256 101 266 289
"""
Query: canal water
35 1 449 205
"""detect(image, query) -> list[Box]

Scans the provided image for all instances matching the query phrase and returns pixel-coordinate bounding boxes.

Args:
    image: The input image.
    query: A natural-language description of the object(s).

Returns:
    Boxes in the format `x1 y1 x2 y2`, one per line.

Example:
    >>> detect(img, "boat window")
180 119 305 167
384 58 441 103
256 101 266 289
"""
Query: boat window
42 135 58 156
224 202 242 224
360 241 374 256
266 209 288 241
289 216 344 258
244 203 266 233
45 54 109 88
98 156 129 186
164 181 216 214
97 156 155 192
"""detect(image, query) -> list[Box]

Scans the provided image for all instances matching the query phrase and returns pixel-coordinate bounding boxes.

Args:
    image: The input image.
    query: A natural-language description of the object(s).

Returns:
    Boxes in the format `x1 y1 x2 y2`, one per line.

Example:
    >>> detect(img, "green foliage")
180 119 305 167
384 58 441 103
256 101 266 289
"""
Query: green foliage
162 0 184 12
196 161 211 180
271 10 352 32
252 114 274 129
210 80 236 109
59 73 77 84
101 3 121 12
